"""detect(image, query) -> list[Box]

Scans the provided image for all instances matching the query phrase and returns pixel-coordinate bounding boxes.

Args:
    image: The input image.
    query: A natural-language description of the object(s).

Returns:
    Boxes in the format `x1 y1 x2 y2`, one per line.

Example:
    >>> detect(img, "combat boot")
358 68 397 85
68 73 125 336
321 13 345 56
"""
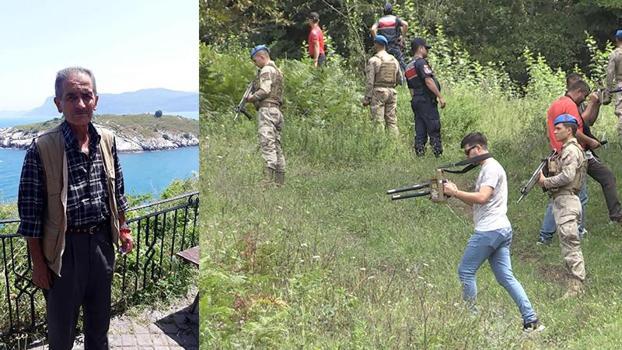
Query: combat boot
275 171 285 186
261 167 275 186
562 278 584 299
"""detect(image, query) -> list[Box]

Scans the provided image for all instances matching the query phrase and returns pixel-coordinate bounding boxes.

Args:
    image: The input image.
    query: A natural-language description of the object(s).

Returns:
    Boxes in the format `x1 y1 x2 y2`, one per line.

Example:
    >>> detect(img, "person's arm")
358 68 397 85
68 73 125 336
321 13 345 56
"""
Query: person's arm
582 93 601 126
17 142 51 289
363 58 376 105
576 131 600 149
424 78 446 108
370 23 378 38
539 149 579 189
444 181 494 205
607 51 618 90
247 68 272 102
112 138 133 253
400 19 408 36
313 41 320 67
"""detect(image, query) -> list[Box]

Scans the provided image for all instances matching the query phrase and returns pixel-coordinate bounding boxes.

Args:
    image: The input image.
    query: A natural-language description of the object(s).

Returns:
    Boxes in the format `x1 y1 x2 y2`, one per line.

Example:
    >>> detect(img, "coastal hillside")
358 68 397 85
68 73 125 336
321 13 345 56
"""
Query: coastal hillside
0 114 199 152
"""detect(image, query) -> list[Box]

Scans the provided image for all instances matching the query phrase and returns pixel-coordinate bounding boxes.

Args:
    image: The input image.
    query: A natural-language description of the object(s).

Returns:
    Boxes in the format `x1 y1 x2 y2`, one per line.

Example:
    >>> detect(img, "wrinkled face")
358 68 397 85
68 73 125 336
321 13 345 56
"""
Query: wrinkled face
553 123 573 142
54 72 98 128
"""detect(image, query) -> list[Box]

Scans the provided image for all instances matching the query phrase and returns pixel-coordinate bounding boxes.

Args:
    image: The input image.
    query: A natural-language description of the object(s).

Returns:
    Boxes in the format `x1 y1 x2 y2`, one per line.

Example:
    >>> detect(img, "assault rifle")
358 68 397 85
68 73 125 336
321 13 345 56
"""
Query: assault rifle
387 153 493 202
517 151 556 203
234 81 254 121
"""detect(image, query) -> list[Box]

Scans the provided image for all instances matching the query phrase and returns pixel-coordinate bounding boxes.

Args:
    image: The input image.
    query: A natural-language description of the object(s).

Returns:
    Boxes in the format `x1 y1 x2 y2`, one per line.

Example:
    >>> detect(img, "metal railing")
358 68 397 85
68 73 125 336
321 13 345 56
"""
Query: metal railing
0 191 199 343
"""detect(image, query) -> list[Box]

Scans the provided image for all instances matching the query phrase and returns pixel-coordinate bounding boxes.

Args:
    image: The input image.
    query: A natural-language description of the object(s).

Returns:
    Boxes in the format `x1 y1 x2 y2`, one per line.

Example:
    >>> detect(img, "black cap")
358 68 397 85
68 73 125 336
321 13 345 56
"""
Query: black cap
383 3 393 14
411 37 431 52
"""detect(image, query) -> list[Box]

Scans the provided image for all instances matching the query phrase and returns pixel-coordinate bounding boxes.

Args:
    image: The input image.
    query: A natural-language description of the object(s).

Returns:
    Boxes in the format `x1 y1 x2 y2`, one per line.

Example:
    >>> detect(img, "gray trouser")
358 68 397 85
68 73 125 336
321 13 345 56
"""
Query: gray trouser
44 224 115 350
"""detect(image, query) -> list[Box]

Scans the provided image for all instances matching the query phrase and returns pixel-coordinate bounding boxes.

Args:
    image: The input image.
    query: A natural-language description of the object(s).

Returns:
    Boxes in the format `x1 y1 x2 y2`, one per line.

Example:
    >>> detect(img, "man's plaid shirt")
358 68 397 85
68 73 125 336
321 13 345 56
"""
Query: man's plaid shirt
18 121 130 238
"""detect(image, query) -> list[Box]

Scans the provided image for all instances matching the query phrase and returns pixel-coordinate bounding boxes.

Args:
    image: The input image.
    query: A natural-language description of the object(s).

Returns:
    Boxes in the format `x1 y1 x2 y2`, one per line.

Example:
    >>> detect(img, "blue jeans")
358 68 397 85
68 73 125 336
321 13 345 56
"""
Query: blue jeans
458 227 537 324
539 182 588 242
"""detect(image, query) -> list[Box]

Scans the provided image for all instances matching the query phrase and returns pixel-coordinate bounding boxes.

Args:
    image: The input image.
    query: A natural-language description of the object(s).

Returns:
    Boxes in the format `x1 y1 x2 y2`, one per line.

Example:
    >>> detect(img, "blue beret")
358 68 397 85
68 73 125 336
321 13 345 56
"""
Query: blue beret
553 114 578 126
616 30 622 39
374 35 388 46
250 45 269 59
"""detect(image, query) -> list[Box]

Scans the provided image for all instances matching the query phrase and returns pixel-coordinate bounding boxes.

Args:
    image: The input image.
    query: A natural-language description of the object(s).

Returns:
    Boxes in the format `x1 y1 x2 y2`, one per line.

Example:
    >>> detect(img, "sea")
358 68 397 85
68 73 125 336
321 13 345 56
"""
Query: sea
0 111 199 203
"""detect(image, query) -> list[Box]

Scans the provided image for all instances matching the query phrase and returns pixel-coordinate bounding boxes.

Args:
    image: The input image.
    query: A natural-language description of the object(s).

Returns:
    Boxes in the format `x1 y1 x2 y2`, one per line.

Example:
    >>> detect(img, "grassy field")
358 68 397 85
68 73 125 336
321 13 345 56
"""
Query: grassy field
201 46 622 348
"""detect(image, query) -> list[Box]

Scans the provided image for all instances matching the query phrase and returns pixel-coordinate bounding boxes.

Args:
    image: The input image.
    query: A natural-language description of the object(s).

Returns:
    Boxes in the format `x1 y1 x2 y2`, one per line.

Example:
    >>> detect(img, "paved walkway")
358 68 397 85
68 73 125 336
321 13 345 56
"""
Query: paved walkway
29 290 199 350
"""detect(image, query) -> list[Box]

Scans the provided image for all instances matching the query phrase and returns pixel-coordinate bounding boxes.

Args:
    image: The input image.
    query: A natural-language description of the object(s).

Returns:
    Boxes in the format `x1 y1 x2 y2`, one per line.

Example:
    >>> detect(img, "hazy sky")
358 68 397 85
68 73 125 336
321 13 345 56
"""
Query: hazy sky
0 1 198 110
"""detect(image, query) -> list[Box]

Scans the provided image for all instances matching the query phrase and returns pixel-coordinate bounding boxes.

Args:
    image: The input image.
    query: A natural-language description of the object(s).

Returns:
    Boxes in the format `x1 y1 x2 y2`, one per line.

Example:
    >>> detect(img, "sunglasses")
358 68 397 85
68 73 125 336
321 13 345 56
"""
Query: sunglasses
464 145 478 156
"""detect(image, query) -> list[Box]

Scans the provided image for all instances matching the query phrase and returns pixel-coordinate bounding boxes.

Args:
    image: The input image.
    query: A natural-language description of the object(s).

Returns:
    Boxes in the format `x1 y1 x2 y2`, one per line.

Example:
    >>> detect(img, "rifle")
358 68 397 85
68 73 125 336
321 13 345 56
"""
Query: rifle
517 151 555 203
387 153 493 202
596 86 622 105
234 82 254 121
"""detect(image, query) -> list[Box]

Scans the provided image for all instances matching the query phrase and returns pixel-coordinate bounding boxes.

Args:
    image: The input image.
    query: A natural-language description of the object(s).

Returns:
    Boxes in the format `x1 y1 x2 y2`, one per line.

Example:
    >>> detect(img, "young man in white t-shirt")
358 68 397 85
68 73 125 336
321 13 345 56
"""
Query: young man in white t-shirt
443 132 544 333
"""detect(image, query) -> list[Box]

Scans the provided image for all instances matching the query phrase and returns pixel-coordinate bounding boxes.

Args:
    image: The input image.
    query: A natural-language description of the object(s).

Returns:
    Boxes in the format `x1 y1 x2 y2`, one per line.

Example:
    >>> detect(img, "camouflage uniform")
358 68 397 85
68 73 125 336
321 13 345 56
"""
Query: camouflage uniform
365 50 401 136
543 138 587 285
606 47 622 135
249 60 286 183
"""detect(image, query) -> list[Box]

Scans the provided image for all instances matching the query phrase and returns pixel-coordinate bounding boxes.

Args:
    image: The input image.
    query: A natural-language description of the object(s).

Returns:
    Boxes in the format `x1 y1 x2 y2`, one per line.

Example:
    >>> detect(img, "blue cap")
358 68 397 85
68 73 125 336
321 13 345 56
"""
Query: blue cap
250 45 269 59
553 114 578 126
616 30 622 39
374 35 388 46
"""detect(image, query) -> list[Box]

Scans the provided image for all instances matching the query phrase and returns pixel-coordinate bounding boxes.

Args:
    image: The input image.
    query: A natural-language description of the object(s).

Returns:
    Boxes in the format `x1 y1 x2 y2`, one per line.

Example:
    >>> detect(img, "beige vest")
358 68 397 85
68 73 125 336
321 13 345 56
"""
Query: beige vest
549 139 586 196
257 61 284 108
374 51 399 88
35 124 120 276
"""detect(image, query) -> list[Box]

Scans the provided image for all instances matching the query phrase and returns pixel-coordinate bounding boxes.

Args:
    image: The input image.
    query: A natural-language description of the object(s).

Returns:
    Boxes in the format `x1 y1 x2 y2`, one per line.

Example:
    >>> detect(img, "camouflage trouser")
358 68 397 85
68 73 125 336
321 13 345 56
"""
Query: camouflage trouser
370 87 398 136
552 194 585 281
615 82 622 136
258 106 286 172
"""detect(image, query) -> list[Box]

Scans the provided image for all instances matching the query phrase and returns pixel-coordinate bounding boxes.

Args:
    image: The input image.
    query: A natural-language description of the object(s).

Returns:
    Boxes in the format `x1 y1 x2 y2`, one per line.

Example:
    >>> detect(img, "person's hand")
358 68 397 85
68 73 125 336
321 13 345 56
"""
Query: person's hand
538 171 546 187
438 96 446 109
362 97 370 106
443 181 458 196
589 138 601 150
245 95 254 103
588 91 600 104
120 231 134 254
31 260 52 290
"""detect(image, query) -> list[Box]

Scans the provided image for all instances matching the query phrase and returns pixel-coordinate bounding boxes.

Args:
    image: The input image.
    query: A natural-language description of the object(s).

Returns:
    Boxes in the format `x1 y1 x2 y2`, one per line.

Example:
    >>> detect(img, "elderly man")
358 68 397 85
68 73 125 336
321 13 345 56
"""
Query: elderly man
18 67 133 349
245 45 286 185
363 34 401 135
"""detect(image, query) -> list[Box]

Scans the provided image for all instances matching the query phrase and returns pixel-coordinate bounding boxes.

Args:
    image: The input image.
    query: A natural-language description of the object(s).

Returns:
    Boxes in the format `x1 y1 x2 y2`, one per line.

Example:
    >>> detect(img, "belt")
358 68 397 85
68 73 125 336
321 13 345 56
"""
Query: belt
66 220 108 234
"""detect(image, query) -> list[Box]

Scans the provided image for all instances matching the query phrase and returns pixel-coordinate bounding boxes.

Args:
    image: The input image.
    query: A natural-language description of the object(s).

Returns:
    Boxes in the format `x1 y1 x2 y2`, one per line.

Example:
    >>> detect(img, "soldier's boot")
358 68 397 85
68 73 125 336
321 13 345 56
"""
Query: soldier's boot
562 278 584 299
413 144 425 157
275 171 285 186
261 167 276 186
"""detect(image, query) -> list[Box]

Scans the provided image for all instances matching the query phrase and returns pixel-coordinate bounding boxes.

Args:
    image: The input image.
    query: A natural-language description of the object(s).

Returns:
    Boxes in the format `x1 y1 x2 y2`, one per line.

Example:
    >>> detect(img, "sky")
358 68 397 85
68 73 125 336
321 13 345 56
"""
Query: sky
0 0 198 111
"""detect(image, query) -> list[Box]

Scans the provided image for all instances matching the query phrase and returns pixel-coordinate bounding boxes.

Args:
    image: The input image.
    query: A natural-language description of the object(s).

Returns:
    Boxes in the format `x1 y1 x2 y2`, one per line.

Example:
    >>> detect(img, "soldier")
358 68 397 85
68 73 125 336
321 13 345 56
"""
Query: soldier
245 45 286 185
538 114 588 298
405 37 446 157
370 3 408 74
362 35 401 135
606 29 622 136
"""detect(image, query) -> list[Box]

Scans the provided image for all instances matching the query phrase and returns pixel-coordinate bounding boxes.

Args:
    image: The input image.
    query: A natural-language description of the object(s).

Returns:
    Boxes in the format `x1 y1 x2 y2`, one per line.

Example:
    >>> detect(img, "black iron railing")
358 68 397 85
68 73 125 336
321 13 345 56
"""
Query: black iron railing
0 192 199 343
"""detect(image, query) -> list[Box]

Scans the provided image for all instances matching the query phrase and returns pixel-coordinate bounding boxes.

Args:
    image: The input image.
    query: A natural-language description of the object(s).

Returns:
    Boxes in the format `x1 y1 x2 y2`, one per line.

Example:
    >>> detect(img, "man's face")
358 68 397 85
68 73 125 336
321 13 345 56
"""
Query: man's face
252 52 268 68
54 72 98 128
463 144 479 158
553 123 572 142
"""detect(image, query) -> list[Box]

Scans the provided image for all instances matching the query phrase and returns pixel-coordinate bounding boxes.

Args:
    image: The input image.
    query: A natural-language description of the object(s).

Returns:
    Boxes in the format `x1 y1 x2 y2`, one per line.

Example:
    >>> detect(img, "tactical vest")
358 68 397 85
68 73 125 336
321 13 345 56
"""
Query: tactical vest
374 52 399 88
35 124 120 276
377 15 401 45
256 61 284 108
548 139 586 196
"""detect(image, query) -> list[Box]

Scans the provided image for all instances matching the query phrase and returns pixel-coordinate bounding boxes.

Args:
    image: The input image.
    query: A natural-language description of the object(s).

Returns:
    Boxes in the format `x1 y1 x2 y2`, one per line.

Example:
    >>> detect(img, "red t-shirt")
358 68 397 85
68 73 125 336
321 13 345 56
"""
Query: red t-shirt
308 27 325 57
546 95 584 152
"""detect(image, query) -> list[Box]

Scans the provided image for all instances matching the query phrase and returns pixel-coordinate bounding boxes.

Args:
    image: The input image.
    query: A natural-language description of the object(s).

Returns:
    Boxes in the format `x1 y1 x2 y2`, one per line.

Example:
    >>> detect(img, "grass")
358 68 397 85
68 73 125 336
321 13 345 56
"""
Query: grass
201 86 622 349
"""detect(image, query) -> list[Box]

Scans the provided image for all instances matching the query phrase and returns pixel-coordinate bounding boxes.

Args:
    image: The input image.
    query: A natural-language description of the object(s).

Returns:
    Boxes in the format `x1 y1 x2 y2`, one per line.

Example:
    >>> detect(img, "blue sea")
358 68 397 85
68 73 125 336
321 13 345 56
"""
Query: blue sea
0 146 198 203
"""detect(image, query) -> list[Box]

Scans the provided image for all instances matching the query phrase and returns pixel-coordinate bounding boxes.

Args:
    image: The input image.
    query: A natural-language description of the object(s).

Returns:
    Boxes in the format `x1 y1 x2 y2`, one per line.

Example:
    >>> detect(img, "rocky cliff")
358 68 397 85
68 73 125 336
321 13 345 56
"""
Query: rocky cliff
0 114 199 152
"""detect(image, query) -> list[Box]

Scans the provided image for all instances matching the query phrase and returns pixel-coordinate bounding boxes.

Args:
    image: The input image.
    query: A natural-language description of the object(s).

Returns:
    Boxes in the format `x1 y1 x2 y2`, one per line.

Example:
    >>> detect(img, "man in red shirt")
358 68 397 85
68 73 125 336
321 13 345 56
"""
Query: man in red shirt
307 12 325 68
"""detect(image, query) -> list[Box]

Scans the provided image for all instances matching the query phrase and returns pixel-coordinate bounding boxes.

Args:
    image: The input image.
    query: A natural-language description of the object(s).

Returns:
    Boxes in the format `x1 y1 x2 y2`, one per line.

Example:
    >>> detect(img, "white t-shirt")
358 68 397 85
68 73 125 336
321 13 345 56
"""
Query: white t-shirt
473 158 511 231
